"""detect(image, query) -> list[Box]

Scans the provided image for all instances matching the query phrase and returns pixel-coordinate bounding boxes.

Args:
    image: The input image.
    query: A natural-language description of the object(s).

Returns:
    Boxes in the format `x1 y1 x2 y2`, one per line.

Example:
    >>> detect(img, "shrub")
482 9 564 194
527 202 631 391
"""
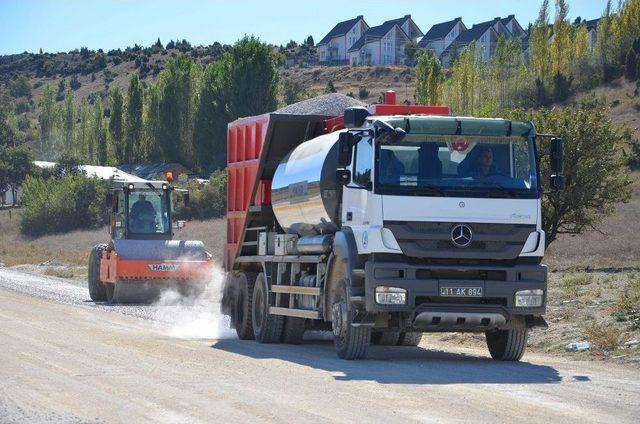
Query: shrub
70 74 81 90
358 87 369 100
174 170 226 220
20 173 109 237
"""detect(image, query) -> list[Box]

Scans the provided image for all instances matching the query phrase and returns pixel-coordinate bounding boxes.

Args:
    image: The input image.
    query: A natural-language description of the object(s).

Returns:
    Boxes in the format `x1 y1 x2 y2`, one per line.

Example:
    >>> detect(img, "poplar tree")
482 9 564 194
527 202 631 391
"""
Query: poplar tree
76 99 90 161
530 0 552 81
62 91 74 154
38 84 56 159
125 73 143 162
550 0 571 76
92 99 107 165
109 87 124 163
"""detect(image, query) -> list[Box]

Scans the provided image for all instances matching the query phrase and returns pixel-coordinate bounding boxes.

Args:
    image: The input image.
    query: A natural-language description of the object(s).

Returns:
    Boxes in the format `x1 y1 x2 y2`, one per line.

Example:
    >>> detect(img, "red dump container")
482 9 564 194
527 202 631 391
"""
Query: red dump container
224 96 450 270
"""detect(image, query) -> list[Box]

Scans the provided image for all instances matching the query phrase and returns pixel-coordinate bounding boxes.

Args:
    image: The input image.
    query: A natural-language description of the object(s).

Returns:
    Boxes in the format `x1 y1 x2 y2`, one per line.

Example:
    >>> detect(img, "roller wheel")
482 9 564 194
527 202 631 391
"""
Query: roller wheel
371 331 401 346
281 317 306 344
105 282 116 303
331 278 370 359
232 272 257 340
397 332 423 346
486 319 528 361
88 244 108 302
252 273 284 343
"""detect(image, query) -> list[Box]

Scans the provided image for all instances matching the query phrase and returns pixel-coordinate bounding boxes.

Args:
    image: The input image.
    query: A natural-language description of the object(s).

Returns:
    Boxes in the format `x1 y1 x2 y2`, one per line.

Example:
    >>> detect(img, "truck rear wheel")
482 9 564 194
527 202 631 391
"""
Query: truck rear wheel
371 331 400 346
233 272 257 340
281 317 306 344
486 322 528 361
252 273 284 343
88 244 107 302
397 332 423 347
331 279 370 359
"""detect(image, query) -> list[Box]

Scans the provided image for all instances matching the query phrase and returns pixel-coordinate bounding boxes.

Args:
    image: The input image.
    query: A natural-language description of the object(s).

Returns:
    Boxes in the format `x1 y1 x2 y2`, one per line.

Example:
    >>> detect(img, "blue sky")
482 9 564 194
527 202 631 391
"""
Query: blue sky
0 0 607 55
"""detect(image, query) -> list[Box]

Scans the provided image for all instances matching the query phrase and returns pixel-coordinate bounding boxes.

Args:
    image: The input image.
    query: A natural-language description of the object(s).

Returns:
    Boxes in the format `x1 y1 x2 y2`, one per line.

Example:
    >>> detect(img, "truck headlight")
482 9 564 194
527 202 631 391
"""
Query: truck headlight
515 289 544 307
375 286 407 305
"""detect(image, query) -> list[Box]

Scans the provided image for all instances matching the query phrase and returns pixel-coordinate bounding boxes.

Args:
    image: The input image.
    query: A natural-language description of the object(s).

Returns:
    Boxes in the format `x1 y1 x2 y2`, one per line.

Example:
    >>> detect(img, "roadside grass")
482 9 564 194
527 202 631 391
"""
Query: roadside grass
583 321 624 353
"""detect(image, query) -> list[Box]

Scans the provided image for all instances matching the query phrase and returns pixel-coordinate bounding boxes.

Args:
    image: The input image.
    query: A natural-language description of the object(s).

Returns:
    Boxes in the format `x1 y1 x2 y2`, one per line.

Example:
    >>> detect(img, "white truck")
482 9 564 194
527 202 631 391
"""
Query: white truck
222 94 564 360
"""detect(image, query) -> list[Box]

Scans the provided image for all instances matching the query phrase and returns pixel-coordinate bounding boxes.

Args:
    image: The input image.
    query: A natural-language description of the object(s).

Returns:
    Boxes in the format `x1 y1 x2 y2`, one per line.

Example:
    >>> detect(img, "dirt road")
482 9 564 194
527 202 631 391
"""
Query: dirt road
0 267 638 423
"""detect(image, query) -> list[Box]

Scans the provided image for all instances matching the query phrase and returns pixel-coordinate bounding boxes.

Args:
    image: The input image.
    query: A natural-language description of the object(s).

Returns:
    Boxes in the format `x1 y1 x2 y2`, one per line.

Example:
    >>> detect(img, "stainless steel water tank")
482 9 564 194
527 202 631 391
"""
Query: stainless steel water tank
271 131 343 235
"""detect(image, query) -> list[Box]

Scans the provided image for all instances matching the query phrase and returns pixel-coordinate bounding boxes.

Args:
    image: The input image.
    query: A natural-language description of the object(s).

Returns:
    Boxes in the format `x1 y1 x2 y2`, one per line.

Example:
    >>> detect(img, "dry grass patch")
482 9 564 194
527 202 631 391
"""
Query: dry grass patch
583 321 624 353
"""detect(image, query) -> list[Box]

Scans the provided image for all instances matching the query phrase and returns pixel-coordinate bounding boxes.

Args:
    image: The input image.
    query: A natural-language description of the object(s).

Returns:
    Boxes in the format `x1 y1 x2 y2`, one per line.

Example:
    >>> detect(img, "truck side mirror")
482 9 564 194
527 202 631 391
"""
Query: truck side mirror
549 138 565 191
338 132 355 167
183 192 190 207
550 138 564 175
344 107 370 128
336 169 351 185
550 175 566 191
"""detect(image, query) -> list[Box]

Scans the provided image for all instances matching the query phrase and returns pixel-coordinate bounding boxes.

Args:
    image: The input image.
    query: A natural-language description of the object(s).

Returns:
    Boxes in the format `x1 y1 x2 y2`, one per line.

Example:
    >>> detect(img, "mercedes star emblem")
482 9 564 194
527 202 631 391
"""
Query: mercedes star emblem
451 224 473 248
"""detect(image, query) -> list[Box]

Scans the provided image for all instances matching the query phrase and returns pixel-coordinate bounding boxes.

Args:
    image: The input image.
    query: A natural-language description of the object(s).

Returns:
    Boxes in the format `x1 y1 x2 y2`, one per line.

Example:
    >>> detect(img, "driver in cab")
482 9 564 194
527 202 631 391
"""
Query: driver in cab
471 146 498 178
130 193 157 232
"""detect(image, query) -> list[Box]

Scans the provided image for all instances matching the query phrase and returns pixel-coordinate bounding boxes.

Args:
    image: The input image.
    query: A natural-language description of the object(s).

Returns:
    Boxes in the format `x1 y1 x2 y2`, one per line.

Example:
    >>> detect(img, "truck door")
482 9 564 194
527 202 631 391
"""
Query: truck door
342 135 381 251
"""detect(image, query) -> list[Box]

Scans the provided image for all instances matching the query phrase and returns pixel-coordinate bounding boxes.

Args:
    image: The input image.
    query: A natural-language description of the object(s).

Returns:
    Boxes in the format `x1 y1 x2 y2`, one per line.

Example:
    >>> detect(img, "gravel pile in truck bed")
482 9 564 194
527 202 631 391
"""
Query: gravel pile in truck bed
275 93 367 117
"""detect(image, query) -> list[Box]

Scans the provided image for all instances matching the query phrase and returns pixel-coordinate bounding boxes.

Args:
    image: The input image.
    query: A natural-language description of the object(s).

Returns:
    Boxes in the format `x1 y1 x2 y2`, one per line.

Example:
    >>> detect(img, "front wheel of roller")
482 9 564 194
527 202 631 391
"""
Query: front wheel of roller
87 243 108 302
105 282 116 303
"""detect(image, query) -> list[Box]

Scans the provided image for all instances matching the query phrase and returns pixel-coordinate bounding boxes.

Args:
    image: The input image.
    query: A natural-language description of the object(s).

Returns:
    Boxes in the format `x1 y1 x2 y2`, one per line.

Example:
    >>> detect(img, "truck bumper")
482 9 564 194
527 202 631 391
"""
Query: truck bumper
364 260 547 331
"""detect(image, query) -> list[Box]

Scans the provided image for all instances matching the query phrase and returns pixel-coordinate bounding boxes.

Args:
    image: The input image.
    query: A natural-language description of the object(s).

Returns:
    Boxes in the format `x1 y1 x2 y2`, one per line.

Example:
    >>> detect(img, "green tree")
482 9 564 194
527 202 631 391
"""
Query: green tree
415 51 444 105
76 99 90 161
38 84 56 159
224 36 279 118
153 55 198 165
281 76 306 105
109 87 124 163
509 97 632 246
92 99 107 165
125 73 144 163
193 62 228 171
550 0 571 76
530 0 552 82
62 90 75 154
0 87 32 204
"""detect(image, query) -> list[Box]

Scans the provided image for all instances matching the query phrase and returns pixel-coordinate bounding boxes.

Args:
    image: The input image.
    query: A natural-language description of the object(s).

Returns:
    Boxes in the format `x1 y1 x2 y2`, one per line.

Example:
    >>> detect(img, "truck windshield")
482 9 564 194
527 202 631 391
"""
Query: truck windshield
375 134 538 198
127 189 170 234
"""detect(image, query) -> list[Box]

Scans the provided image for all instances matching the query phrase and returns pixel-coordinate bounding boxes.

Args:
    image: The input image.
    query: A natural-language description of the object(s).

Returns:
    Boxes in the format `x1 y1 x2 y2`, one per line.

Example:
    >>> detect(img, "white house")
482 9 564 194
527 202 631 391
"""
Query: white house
419 17 467 58
440 16 525 66
317 16 369 64
347 15 421 66
500 15 526 38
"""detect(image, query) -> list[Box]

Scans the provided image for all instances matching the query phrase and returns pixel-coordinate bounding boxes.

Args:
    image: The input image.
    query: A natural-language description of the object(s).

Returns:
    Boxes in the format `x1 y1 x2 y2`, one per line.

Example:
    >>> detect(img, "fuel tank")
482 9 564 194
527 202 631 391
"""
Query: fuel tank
271 131 343 236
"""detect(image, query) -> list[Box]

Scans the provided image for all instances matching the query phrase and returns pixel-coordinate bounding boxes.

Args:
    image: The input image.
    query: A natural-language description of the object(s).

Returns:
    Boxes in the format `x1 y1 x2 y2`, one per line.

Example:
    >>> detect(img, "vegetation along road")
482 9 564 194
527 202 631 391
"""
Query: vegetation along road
0 267 638 423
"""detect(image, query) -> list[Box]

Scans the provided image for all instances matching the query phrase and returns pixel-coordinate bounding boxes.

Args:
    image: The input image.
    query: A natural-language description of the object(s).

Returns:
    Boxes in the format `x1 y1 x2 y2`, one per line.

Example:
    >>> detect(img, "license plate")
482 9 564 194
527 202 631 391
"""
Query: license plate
440 287 483 297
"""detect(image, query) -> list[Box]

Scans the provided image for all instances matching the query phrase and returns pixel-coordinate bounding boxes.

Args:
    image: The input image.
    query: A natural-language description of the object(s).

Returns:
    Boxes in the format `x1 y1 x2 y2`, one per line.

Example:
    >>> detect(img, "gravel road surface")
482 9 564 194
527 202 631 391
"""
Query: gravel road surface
0 267 639 423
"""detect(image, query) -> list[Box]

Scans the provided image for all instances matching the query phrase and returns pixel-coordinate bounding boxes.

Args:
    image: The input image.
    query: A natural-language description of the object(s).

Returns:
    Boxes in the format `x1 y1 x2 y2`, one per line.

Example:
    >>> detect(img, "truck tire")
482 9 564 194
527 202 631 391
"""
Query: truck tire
88 244 108 302
233 272 257 340
252 273 284 343
397 332 423 347
486 325 528 361
371 331 401 346
281 317 306 344
331 279 370 359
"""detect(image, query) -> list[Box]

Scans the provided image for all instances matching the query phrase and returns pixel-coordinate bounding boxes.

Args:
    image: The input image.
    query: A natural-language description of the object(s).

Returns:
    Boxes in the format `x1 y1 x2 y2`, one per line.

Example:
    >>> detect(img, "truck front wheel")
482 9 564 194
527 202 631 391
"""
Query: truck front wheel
331 279 370 359
252 273 284 343
486 321 528 361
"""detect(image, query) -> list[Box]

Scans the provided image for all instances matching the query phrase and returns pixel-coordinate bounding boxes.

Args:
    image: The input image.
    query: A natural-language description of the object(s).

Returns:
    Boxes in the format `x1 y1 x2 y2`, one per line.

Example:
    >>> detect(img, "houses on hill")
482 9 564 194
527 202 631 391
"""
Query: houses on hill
317 13 600 67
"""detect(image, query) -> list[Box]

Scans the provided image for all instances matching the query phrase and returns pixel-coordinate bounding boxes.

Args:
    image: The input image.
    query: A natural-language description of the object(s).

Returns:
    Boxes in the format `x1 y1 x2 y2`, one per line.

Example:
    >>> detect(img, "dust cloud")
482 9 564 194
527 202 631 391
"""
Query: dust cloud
152 263 236 340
